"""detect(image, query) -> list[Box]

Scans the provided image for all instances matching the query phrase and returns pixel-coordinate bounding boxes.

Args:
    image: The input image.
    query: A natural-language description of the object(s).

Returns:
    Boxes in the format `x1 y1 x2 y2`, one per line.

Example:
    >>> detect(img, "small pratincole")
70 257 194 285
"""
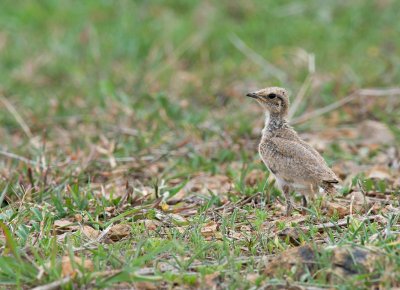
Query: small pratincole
247 87 339 215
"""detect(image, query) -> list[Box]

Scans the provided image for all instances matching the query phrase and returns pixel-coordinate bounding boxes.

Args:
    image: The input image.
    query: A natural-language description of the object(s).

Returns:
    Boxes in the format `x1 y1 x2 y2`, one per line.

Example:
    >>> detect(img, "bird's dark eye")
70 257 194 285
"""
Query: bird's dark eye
267 93 277 99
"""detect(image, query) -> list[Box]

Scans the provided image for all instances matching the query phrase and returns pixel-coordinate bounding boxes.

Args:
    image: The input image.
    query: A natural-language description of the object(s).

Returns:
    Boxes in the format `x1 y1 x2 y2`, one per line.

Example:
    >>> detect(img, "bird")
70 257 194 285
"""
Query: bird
246 87 339 216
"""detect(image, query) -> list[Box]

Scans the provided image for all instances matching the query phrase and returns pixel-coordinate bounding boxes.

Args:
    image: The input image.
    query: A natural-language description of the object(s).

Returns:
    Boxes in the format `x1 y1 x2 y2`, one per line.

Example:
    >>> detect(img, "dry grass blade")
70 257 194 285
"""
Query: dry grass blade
291 87 400 125
0 148 45 168
278 215 384 239
0 95 33 139
229 33 287 82
31 277 71 290
288 74 313 120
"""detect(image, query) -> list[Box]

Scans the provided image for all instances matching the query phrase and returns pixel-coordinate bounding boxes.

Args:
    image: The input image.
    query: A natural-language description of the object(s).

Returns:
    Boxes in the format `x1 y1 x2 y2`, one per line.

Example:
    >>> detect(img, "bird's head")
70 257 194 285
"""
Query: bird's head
246 87 290 116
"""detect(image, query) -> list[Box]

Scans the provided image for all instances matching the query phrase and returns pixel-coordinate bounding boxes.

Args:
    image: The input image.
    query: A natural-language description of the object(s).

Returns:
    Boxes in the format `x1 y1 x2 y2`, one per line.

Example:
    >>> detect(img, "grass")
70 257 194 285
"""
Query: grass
0 1 400 289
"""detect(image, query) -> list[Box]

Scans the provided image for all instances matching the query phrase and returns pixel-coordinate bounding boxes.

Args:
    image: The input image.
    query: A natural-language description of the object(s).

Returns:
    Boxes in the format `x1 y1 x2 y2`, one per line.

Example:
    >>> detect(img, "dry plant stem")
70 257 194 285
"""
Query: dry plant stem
0 148 46 169
31 277 72 290
229 33 287 82
236 192 261 206
350 194 355 218
291 87 400 125
278 214 383 237
336 196 392 205
311 214 382 231
288 74 313 120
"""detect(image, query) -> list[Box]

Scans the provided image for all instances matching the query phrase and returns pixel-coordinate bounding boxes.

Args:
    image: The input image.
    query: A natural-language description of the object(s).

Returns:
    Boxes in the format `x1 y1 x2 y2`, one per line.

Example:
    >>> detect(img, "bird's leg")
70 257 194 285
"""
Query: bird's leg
310 184 317 201
303 183 317 214
282 185 293 216
301 195 308 215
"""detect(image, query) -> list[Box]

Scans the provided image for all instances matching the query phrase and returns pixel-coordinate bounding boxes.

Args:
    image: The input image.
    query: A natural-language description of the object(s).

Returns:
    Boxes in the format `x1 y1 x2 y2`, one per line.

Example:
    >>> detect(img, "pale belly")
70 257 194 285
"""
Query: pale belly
259 146 313 193
273 174 308 191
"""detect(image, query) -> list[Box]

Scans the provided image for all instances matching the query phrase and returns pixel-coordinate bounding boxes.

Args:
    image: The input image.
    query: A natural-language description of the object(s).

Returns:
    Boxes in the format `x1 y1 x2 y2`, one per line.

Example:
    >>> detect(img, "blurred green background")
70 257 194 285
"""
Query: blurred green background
1 0 399 110
1 0 400 160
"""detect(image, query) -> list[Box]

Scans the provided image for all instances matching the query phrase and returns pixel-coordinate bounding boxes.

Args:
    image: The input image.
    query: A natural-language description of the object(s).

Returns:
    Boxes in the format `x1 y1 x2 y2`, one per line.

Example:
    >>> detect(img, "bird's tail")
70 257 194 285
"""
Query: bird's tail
322 182 338 196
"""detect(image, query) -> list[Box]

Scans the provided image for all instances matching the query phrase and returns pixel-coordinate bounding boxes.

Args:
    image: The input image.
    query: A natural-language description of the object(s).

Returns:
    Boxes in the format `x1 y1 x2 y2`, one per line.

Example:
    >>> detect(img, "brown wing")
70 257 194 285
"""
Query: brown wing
266 137 338 184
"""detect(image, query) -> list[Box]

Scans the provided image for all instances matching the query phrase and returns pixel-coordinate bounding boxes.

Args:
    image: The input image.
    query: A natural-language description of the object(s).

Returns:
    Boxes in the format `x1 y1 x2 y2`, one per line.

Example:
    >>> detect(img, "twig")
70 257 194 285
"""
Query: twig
236 192 261 207
31 276 71 290
229 33 287 82
365 197 392 205
0 148 46 169
291 91 358 125
278 214 384 237
314 214 383 231
336 196 392 205
291 87 400 125
0 184 8 206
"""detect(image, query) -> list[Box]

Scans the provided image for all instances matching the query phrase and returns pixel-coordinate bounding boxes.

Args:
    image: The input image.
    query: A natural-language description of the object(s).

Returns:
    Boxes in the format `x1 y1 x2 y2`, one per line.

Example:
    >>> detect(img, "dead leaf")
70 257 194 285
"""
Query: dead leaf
105 206 116 213
139 219 161 231
54 219 79 234
203 272 220 287
108 224 131 242
132 282 158 290
74 214 83 223
326 201 349 218
61 255 94 278
229 231 245 240
81 226 100 240
245 273 259 283
166 188 186 204
175 227 187 234
201 221 219 240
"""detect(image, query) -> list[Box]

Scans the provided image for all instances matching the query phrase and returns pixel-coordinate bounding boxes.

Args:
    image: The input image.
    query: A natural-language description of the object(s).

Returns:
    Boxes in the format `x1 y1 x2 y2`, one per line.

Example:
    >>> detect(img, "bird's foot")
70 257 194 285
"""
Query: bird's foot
301 195 308 215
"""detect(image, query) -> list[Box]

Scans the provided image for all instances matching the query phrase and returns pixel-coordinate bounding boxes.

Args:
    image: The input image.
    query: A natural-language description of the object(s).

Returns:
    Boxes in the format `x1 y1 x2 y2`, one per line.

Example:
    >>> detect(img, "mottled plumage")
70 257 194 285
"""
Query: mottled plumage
247 87 339 215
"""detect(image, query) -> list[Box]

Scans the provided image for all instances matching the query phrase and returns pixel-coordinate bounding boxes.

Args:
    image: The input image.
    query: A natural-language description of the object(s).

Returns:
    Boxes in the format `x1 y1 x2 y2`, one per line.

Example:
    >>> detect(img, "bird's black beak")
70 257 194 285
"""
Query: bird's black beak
246 92 258 99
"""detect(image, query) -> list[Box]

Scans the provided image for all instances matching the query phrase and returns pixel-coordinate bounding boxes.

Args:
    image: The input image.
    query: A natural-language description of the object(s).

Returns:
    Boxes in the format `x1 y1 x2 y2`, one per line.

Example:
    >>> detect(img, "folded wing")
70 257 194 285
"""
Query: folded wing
263 137 338 184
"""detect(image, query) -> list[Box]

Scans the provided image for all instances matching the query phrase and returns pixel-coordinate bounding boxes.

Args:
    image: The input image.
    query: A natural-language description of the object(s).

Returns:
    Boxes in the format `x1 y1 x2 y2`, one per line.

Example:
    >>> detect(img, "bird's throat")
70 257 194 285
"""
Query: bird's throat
262 111 286 135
